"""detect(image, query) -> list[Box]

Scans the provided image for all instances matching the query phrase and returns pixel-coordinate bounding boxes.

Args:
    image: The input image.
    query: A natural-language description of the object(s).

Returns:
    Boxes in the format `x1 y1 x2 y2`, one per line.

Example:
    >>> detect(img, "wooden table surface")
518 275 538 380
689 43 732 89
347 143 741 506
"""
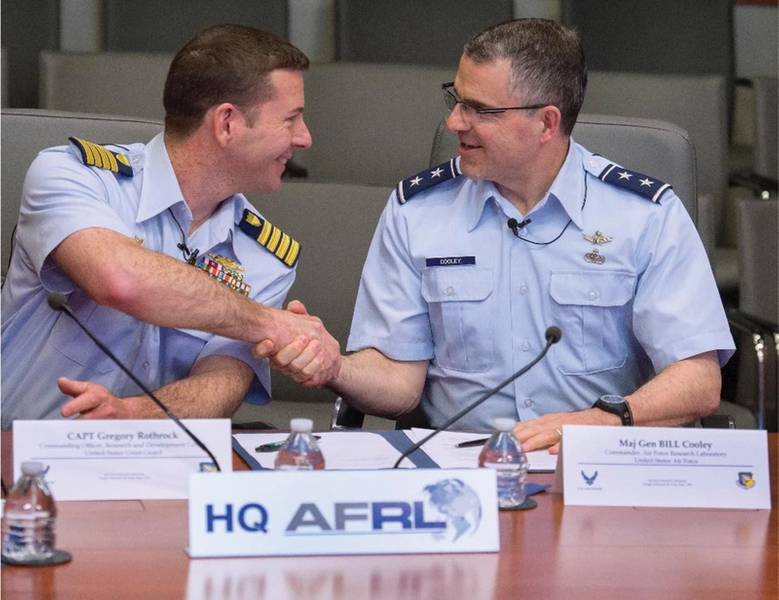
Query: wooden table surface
1 432 776 600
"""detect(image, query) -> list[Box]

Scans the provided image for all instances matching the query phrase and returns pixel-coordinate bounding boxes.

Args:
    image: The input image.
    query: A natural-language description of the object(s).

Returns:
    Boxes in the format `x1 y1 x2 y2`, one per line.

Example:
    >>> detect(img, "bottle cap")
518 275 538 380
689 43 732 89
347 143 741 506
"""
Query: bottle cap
20 461 46 476
289 418 314 433
492 417 516 432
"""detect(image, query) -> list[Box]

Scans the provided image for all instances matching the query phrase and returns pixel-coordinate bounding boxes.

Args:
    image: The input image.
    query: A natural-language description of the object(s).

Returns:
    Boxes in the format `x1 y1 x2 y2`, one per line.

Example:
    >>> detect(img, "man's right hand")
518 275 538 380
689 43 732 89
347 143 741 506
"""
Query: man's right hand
254 300 341 387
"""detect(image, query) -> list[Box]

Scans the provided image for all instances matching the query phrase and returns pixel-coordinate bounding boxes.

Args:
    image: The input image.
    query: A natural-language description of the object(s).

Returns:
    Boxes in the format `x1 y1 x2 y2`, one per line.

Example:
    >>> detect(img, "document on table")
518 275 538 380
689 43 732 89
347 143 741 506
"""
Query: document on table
232 431 417 470
405 428 558 472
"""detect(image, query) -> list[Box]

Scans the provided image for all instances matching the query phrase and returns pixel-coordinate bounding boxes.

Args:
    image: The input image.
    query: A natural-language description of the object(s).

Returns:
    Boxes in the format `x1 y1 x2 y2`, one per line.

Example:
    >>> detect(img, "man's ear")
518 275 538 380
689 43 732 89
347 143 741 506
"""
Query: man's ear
209 103 241 147
538 105 562 143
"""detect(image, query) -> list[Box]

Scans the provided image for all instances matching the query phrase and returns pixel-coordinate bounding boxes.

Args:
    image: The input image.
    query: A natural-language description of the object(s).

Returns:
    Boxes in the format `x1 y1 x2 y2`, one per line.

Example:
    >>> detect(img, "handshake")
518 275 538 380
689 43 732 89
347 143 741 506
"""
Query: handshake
253 299 342 388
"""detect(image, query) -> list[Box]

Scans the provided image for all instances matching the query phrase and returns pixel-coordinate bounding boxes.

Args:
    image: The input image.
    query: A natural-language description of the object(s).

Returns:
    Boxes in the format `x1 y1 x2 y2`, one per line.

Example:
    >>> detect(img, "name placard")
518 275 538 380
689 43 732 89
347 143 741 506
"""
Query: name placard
561 425 771 509
188 469 499 557
12 419 232 500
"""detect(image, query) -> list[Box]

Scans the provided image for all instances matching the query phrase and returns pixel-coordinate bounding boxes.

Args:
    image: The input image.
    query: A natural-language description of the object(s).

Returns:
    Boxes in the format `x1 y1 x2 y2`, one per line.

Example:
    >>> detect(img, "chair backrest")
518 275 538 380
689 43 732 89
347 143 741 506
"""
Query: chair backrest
39 51 172 119
1 109 163 277
301 61 454 186
583 71 727 206
752 77 778 182
738 198 778 325
430 113 698 223
335 0 513 66
246 182 392 404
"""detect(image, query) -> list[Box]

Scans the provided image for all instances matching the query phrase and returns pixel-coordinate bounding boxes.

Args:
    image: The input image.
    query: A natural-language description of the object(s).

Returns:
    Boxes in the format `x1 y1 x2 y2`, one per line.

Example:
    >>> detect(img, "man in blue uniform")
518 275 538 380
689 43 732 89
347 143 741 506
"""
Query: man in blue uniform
262 19 734 451
1 25 339 428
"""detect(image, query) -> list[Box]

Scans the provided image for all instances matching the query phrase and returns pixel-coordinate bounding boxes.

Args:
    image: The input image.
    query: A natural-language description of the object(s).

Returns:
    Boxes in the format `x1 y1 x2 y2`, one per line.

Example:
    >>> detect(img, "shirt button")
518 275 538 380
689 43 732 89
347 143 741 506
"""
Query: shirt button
520 340 531 352
524 398 534 408
445 286 455 296
519 283 529 295
142 361 150 370
588 289 600 300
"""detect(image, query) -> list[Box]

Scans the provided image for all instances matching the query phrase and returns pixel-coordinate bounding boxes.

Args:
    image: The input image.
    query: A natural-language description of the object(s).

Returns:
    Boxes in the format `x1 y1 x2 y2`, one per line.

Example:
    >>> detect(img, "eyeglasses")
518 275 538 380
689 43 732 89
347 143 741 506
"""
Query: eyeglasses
442 82 549 117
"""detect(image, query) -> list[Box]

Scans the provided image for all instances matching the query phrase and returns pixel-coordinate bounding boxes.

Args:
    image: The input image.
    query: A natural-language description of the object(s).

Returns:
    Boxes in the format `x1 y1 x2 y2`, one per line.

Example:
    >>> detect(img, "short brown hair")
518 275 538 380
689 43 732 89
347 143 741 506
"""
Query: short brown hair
464 19 586 136
163 24 309 138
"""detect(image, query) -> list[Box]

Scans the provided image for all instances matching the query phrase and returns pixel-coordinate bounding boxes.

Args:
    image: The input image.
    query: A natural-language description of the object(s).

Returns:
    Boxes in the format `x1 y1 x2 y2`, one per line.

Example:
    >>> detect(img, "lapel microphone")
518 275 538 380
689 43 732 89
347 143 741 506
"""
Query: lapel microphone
47 293 221 471
507 217 532 237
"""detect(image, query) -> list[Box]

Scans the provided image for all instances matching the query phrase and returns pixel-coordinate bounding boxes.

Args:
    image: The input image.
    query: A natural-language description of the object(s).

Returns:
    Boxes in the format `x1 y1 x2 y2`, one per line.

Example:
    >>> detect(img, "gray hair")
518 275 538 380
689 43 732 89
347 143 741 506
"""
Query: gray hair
464 19 586 136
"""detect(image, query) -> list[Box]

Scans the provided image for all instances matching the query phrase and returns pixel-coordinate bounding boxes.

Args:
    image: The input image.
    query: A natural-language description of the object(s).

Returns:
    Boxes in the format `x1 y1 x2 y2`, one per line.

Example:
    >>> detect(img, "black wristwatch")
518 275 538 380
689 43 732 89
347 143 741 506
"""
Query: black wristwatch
593 394 634 426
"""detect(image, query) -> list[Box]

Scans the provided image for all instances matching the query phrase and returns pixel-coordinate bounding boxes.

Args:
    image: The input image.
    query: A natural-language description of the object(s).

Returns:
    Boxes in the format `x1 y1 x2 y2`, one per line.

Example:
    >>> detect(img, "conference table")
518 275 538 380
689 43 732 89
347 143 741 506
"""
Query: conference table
1 432 776 599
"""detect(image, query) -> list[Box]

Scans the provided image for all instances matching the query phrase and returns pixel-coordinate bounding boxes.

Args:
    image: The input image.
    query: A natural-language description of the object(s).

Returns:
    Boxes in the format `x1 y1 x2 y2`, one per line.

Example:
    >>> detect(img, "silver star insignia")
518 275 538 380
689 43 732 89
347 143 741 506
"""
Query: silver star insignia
409 176 423 186
430 168 444 178
618 171 632 181
639 177 654 187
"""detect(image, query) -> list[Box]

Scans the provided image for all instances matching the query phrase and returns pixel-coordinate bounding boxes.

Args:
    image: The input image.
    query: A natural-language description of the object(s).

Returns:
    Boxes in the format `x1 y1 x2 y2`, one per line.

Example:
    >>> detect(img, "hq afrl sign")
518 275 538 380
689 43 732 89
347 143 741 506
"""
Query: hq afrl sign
188 469 500 557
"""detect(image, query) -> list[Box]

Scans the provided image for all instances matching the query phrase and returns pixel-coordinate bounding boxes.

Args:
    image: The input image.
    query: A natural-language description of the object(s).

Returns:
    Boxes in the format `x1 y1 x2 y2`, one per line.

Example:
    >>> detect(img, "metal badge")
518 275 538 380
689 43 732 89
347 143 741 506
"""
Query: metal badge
584 248 606 264
584 230 613 245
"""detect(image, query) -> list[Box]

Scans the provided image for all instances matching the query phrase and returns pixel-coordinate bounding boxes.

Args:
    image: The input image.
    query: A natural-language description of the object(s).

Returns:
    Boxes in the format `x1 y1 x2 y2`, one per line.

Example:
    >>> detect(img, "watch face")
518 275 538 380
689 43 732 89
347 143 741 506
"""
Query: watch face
599 394 625 406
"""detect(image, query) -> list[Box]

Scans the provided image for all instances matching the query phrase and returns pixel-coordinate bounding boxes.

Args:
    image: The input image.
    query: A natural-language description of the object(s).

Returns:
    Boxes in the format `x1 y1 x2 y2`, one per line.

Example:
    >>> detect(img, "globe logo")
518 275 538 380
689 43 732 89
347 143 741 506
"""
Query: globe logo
423 478 482 540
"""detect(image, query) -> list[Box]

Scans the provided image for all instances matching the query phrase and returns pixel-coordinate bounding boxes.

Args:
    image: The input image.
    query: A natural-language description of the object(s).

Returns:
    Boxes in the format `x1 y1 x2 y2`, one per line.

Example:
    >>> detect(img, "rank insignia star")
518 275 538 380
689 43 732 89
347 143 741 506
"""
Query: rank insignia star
133 237 144 246
584 230 613 245
598 163 672 203
397 157 463 204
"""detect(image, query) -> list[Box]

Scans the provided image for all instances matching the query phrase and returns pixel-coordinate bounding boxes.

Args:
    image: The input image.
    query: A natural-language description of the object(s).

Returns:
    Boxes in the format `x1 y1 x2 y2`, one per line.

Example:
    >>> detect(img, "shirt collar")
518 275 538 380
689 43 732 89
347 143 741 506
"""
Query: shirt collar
546 139 586 230
136 133 187 223
464 179 500 232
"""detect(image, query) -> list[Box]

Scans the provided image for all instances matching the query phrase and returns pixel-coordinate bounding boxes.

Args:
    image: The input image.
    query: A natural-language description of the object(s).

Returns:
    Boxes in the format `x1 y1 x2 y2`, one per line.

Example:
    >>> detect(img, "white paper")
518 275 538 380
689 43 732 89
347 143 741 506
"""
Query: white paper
188 469 499 557
406 428 558 472
232 431 416 470
12 419 232 500
561 425 771 509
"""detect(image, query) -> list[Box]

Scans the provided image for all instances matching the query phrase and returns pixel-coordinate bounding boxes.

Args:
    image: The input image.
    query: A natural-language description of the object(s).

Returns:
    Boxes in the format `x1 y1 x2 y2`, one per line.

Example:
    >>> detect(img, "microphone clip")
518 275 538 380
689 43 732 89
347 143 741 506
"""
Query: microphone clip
507 217 532 238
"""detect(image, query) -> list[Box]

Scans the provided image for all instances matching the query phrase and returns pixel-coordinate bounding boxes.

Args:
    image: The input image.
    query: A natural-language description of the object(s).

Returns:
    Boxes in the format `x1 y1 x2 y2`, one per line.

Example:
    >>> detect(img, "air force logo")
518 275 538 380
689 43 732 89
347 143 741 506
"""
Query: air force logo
581 470 598 486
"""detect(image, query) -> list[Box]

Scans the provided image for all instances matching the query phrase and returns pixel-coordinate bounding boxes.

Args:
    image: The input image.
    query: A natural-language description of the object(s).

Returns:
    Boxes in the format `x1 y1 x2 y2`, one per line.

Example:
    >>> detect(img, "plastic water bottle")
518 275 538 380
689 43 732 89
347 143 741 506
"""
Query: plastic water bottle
2 462 57 561
274 418 325 470
478 418 528 508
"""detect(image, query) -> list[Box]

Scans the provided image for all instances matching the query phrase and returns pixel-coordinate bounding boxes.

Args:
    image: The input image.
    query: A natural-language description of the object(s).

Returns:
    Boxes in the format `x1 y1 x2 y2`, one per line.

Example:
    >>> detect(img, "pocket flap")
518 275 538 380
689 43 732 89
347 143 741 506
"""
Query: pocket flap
550 271 635 307
422 268 493 302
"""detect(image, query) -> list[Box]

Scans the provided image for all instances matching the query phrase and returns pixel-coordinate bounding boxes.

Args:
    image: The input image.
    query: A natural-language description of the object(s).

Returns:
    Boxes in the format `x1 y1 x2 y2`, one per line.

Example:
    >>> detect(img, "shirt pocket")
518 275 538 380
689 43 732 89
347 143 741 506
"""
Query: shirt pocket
49 298 142 375
549 271 635 375
421 267 494 372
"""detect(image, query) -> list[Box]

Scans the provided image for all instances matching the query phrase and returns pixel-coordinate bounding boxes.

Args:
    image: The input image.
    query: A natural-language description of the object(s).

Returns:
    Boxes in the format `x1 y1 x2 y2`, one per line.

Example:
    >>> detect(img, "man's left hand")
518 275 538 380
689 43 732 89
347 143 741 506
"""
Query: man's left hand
59 377 139 419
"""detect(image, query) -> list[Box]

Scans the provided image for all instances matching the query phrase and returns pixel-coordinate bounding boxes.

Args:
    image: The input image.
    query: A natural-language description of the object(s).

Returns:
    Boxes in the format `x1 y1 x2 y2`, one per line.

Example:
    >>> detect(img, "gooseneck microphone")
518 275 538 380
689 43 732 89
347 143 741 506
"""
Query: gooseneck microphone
392 326 562 468
507 217 532 237
47 293 221 472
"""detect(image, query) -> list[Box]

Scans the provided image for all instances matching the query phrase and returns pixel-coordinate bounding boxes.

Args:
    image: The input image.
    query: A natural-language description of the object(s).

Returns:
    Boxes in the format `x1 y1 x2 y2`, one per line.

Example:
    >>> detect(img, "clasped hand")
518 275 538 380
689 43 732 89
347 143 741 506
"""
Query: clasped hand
254 300 341 387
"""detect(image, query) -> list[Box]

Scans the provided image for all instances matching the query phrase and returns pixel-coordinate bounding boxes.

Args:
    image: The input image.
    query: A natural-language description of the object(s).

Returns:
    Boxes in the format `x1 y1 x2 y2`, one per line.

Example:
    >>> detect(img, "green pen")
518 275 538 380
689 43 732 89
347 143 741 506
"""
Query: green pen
255 435 321 453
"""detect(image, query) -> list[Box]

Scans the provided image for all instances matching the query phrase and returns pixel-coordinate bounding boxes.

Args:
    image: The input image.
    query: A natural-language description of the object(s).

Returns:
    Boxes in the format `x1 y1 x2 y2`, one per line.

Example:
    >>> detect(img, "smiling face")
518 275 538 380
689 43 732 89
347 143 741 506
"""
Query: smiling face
229 68 312 193
445 55 547 196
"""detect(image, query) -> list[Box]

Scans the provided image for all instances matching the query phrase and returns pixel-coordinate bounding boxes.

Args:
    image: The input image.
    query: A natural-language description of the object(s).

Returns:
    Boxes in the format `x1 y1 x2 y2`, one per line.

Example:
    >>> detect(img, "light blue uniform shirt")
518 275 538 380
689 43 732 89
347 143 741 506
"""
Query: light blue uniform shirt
1 134 296 428
347 141 735 430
